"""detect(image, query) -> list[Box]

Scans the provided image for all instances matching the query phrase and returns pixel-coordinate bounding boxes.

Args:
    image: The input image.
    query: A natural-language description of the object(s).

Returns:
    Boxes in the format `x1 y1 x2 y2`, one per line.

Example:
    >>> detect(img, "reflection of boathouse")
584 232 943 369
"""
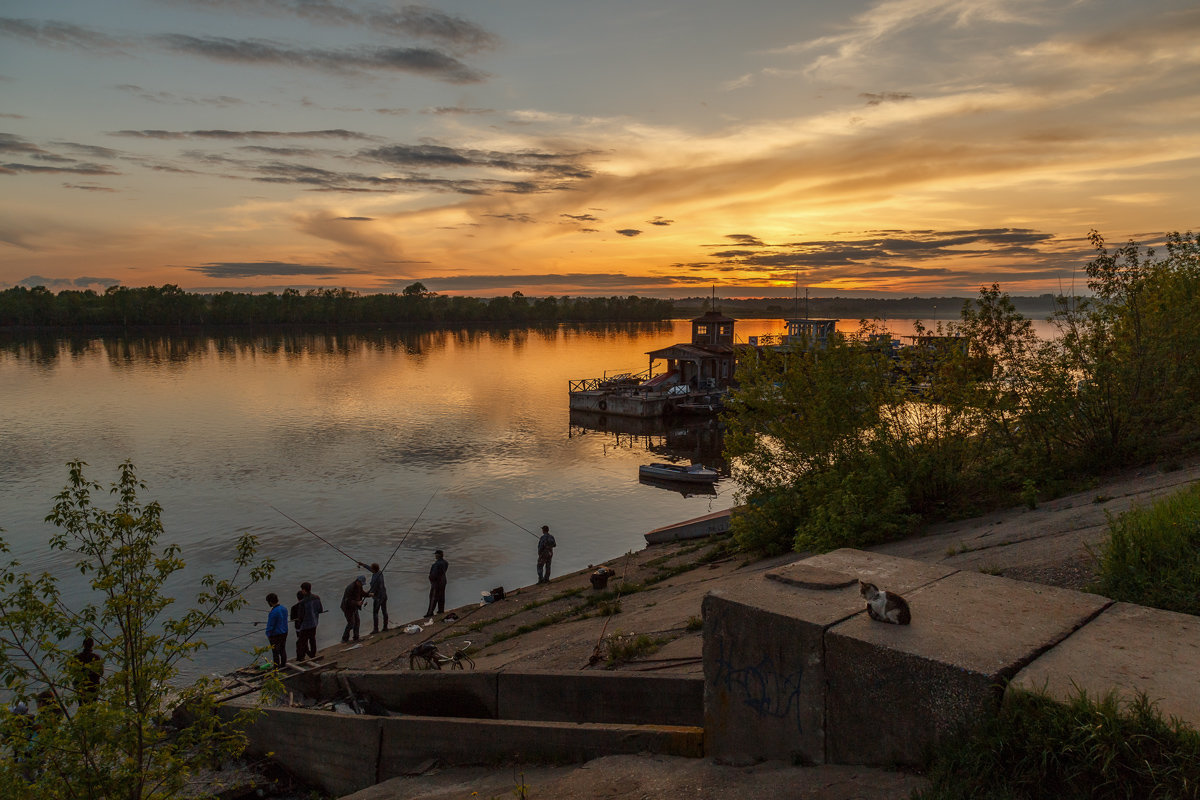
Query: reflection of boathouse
645 311 739 390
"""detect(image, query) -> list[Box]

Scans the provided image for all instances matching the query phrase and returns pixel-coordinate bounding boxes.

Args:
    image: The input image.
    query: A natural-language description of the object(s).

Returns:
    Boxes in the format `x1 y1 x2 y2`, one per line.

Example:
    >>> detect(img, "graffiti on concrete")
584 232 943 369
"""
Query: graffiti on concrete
712 639 804 733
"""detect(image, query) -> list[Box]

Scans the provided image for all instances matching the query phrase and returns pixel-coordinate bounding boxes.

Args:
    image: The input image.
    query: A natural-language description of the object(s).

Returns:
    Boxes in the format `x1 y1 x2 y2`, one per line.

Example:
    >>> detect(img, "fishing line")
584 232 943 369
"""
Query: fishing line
468 498 540 538
383 489 439 571
212 623 264 646
270 505 362 565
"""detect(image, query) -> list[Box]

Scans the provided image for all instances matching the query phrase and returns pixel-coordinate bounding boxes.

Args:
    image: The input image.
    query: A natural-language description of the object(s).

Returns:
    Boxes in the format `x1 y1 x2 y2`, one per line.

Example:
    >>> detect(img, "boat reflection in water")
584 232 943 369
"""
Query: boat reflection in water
568 409 728 496
637 474 718 498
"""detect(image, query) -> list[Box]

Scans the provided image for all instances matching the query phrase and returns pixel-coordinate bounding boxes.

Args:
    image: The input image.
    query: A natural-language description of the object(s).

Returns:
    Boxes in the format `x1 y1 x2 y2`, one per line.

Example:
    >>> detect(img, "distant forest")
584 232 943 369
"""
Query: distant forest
0 283 1068 329
0 284 674 328
676 294 1062 320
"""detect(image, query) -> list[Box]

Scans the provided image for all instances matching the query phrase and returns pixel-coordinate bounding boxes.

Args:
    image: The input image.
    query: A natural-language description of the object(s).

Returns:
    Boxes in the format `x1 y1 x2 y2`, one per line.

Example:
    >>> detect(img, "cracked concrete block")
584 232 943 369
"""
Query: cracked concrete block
825 570 1109 765
1009 601 1200 729
703 549 956 764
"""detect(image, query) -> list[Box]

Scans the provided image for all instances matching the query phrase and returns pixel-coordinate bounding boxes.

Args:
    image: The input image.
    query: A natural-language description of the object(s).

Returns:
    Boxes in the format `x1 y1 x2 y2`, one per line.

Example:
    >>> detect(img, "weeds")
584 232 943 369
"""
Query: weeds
916 688 1200 800
685 615 703 632
1092 483 1200 615
604 632 669 665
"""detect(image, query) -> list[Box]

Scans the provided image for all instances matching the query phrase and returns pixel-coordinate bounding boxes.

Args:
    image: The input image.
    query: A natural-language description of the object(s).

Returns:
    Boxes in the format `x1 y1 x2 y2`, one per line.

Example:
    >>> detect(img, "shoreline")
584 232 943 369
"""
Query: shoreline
307 455 1200 677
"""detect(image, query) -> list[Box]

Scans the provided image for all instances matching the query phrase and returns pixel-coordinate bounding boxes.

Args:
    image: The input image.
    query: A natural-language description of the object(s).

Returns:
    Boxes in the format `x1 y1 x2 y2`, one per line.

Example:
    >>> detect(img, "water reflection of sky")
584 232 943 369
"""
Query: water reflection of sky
0 317 1057 677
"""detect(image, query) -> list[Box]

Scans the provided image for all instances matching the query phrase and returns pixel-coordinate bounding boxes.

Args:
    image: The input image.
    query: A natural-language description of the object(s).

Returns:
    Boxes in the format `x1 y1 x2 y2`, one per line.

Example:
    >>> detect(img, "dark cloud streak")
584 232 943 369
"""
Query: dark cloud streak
187 261 369 278
155 34 487 83
166 0 499 52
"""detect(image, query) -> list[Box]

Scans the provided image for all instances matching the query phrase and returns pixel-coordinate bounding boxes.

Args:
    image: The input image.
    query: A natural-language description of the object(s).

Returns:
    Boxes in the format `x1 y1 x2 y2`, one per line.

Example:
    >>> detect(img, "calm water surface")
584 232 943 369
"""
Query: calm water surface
0 317 991 676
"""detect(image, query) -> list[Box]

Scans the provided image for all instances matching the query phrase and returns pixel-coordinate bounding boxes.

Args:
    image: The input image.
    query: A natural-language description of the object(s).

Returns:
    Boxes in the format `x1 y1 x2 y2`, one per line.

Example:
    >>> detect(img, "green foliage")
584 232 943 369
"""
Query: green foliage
726 231 1200 555
0 461 274 800
725 322 973 553
0 284 675 327
916 688 1200 800
1093 483 1200 615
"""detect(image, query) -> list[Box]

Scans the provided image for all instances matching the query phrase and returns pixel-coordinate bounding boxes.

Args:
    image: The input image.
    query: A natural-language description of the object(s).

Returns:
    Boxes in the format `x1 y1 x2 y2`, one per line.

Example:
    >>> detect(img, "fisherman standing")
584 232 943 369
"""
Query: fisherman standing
71 637 103 704
360 562 389 634
340 575 367 643
536 525 557 584
265 593 288 668
425 549 448 618
297 581 323 659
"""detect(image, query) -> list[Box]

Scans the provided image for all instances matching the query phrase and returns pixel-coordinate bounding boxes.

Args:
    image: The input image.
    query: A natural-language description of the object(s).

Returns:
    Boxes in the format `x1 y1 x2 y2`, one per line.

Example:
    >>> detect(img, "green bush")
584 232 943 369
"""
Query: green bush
916 688 1200 800
1093 483 1200 615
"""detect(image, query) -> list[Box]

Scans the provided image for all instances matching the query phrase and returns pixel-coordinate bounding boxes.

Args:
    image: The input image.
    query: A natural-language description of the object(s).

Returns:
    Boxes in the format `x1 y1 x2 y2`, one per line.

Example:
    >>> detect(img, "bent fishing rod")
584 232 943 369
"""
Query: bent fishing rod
470 498 540 539
270 505 363 565
382 488 439 571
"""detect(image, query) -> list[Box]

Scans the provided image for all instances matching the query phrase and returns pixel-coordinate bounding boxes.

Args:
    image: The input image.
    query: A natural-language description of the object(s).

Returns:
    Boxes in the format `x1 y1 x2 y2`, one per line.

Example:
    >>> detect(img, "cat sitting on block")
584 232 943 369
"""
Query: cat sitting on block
858 580 911 625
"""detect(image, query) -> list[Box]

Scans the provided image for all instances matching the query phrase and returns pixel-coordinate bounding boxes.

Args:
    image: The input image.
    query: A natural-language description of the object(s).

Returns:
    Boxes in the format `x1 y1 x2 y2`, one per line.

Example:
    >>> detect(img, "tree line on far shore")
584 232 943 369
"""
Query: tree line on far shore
725 230 1200 555
0 282 674 328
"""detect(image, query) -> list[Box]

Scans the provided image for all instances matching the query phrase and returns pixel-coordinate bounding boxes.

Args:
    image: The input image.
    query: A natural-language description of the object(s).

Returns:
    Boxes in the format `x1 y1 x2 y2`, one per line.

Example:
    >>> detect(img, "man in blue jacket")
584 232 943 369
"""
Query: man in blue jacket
265 593 289 668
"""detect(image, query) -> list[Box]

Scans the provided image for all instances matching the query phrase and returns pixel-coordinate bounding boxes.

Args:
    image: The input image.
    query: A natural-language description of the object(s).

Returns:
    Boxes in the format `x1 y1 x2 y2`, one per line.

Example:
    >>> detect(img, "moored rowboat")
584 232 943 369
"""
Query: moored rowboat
637 462 720 484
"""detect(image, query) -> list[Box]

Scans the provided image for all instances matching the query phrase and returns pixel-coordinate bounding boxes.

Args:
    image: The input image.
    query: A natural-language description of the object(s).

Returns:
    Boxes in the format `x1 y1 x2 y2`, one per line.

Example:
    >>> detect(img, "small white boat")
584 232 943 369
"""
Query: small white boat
637 462 720 484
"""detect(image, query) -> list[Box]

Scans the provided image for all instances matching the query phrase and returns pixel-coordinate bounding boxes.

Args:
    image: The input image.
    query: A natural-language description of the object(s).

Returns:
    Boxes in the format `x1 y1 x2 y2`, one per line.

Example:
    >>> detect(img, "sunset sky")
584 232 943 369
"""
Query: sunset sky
2 0 1197 298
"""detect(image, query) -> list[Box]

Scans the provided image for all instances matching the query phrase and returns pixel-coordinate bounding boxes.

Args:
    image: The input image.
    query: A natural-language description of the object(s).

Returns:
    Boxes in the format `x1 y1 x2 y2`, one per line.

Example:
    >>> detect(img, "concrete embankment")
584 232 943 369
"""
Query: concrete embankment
227 671 703 797
226 458 1200 799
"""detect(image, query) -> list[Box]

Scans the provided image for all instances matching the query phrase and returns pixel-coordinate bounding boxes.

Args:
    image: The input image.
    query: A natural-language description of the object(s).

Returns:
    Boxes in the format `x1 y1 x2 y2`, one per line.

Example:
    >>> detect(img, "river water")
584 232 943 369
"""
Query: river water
0 316 989 677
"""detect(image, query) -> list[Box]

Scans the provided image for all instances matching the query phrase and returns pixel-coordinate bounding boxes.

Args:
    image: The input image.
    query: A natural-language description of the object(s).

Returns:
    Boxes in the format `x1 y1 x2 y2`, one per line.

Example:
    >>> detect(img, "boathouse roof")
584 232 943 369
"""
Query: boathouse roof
646 343 734 359
690 310 735 324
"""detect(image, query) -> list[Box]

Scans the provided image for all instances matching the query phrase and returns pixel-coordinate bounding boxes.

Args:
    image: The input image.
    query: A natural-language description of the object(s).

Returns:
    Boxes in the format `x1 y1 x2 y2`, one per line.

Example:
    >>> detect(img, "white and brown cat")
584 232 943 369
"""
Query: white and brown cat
858 580 911 625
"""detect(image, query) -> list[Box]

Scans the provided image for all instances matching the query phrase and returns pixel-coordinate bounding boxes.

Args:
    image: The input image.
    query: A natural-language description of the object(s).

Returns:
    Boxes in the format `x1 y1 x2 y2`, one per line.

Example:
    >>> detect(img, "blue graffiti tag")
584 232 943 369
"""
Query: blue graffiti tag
712 638 805 734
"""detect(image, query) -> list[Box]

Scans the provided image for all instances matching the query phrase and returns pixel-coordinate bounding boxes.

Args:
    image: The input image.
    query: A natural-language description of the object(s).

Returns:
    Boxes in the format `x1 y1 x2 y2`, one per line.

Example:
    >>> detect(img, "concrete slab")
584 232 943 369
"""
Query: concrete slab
825 569 1110 765
376 717 703 778
328 670 499 718
703 550 958 765
223 705 383 797
497 671 703 726
1009 601 1200 729
770 548 958 596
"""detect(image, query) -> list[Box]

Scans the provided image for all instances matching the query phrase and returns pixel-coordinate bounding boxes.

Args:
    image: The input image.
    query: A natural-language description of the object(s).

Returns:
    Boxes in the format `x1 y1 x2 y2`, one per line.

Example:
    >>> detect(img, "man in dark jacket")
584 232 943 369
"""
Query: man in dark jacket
536 525 557 584
297 581 323 659
363 562 388 634
340 575 367 643
425 549 448 618
71 637 103 703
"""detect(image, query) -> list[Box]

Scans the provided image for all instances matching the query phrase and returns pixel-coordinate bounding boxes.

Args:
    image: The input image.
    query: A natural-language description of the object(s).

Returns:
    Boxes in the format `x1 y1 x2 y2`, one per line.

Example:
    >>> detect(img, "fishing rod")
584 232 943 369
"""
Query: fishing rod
270 505 362 565
382 489 440 571
470 498 540 539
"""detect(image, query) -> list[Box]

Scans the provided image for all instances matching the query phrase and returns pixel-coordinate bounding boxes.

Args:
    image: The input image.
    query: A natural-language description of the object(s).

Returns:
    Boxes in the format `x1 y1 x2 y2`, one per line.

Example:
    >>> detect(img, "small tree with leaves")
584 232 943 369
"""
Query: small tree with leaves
0 461 274 799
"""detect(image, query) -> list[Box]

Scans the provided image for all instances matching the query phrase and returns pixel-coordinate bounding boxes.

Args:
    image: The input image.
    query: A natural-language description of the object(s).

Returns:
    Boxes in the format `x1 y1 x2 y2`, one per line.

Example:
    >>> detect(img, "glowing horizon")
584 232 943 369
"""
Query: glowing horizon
2 1 1198 299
